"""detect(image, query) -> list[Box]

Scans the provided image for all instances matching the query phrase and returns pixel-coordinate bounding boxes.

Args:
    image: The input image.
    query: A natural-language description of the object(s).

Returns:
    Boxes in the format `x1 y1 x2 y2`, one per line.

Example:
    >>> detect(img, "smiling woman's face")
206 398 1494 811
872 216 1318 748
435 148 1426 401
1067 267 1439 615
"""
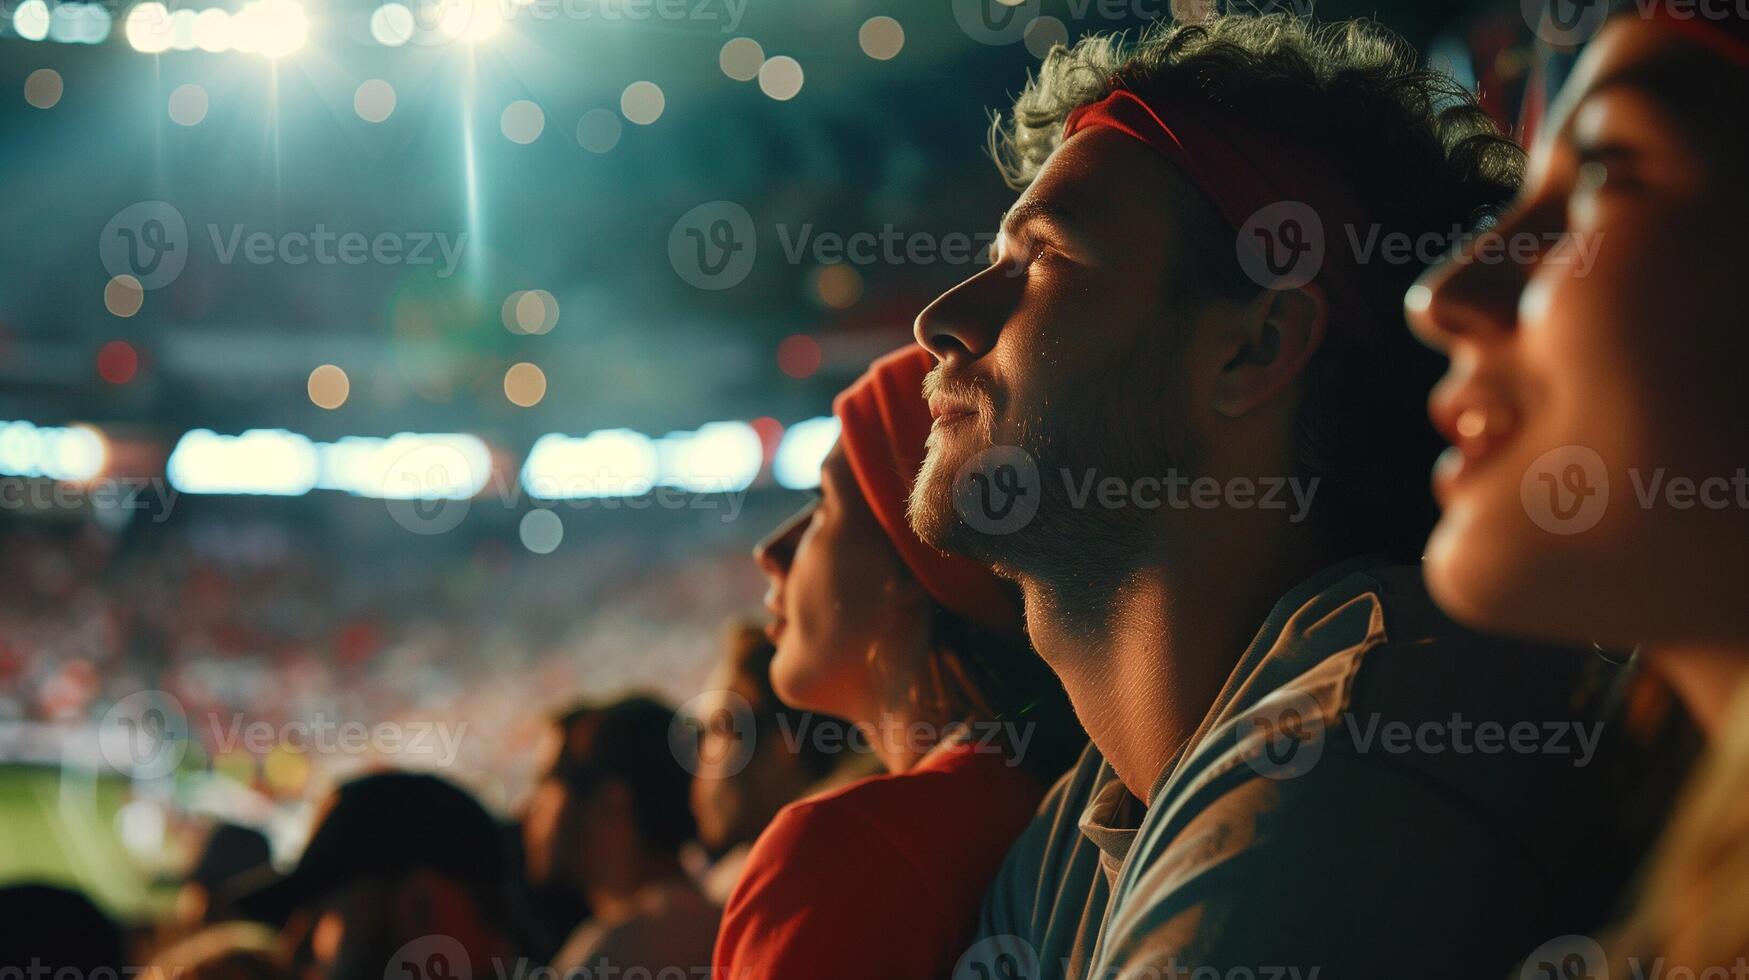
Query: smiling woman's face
1407 17 1749 649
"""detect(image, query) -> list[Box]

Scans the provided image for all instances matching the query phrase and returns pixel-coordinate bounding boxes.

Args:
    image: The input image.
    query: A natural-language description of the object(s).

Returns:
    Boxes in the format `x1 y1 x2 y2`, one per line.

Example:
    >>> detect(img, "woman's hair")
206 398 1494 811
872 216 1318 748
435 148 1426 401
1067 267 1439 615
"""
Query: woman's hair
897 600 1086 783
1614 685 1749 972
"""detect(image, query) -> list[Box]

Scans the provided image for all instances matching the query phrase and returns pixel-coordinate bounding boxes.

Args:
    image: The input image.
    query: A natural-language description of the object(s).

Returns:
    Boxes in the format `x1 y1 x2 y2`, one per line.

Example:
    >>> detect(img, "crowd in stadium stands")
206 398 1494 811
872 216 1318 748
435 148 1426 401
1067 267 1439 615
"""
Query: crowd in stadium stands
0 520 760 804
4 4 1749 980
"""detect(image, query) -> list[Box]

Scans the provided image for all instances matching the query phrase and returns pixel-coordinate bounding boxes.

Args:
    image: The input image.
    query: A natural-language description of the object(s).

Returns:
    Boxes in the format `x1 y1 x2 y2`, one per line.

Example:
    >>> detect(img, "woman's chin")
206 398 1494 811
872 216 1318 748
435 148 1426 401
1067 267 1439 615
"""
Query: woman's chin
769 639 840 718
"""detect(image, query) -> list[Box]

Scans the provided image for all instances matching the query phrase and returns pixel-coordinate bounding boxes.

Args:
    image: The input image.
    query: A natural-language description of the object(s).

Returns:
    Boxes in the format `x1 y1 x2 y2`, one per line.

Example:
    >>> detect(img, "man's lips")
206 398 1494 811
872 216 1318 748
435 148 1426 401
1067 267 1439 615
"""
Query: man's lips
927 393 978 426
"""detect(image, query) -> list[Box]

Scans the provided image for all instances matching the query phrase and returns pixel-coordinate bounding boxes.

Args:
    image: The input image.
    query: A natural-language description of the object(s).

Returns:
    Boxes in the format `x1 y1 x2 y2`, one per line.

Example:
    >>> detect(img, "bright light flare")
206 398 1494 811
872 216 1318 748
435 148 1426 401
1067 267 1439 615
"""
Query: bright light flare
0 421 108 482
773 416 840 489
167 429 320 496
434 0 502 43
124 3 173 54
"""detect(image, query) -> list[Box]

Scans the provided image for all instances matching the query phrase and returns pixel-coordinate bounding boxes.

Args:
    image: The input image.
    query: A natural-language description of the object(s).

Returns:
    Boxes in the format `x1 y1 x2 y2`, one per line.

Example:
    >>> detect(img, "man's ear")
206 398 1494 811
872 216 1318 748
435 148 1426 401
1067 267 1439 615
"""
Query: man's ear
1212 283 1328 419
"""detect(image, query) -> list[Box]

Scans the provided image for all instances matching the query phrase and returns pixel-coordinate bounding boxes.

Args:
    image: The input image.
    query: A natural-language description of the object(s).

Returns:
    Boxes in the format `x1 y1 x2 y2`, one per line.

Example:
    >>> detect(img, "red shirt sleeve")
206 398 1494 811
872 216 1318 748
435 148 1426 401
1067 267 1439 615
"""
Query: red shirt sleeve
712 748 1044 980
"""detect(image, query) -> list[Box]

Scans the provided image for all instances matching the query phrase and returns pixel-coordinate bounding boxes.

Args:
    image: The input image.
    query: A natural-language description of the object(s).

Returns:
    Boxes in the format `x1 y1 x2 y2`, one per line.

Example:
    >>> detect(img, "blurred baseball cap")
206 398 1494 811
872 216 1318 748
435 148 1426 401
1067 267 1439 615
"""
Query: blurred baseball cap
234 770 508 924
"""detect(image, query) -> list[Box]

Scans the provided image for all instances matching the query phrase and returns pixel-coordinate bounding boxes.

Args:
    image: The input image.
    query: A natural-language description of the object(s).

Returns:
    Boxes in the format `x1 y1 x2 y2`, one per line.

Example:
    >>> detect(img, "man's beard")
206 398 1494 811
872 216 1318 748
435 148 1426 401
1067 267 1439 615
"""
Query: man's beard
909 375 1189 600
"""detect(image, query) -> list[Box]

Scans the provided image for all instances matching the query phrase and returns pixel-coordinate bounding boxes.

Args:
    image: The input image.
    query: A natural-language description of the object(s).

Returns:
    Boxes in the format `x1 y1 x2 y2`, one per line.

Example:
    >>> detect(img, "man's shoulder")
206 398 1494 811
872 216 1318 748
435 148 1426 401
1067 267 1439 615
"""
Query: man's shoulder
989 741 1109 878
1152 560 1682 850
976 742 1115 979
1228 561 1622 749
1099 564 1696 976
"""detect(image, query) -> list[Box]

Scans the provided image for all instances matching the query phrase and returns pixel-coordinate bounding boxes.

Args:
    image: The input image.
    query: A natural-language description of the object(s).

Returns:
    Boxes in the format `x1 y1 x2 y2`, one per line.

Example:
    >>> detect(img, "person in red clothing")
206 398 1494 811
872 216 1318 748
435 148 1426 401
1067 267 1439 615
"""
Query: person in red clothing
713 345 1083 979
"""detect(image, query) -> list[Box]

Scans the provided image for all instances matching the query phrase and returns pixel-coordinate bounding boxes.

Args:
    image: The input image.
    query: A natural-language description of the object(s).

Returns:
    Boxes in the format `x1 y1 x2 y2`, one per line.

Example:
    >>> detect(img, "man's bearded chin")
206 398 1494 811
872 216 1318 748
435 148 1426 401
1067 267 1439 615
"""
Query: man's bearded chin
909 427 1001 567
907 415 1087 585
910 401 1184 594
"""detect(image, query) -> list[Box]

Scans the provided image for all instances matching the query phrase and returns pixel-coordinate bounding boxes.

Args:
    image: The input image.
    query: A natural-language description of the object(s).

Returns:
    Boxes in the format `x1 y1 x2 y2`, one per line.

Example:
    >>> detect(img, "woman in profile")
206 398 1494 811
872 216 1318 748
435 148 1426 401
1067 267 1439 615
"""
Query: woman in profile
1407 5 1749 969
712 345 1082 978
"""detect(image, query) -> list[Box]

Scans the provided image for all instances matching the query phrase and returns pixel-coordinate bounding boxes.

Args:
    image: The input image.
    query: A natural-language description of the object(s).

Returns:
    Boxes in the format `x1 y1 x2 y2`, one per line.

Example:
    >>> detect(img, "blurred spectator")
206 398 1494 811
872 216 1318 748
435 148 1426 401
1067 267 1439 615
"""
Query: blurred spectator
147 923 287 980
523 697 718 976
235 770 516 980
177 823 273 929
687 623 862 903
0 883 125 976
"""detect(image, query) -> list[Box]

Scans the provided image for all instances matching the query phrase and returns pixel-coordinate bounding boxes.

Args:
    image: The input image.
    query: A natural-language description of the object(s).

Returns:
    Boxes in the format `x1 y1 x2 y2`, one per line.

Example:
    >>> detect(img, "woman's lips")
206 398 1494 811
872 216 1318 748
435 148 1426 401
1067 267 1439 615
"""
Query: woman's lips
1429 382 1520 504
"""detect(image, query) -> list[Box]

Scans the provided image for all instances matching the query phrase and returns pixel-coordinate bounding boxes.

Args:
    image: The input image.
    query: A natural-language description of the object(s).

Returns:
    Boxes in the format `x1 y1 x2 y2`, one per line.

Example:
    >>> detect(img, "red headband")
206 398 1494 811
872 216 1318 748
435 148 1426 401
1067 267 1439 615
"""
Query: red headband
1063 87 1380 339
833 345 1024 639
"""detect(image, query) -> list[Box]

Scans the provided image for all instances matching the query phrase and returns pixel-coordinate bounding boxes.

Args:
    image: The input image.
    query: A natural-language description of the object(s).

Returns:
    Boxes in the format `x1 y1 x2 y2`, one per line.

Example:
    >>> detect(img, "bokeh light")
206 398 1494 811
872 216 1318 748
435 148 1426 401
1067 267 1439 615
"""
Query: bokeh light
1025 15 1068 58
719 37 764 81
97 341 139 385
192 8 229 52
307 364 351 410
500 100 544 144
124 3 174 52
859 17 903 60
435 0 502 43
369 2 413 45
620 82 665 125
758 56 803 101
503 362 547 407
776 334 821 379
23 69 62 110
511 290 558 334
12 0 50 40
772 416 840 489
168 83 208 126
576 109 621 153
813 263 862 310
500 290 559 334
104 276 144 317
518 509 563 554
354 79 396 123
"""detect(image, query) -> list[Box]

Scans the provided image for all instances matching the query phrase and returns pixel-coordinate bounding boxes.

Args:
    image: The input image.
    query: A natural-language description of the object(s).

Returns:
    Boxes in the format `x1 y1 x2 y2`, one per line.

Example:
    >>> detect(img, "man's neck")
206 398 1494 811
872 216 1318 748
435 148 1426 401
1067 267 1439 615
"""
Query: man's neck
1019 517 1336 804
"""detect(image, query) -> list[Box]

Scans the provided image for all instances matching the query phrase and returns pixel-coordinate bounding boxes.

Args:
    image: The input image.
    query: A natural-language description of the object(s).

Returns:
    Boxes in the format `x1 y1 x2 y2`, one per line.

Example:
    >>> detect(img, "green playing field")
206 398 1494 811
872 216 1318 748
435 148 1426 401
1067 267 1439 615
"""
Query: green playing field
0 765 163 922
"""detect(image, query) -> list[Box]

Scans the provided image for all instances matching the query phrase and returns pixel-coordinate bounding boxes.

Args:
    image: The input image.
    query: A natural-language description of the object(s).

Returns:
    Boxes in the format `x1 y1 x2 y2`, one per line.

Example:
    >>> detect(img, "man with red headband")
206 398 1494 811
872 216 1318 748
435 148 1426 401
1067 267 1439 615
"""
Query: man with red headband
905 12 1694 980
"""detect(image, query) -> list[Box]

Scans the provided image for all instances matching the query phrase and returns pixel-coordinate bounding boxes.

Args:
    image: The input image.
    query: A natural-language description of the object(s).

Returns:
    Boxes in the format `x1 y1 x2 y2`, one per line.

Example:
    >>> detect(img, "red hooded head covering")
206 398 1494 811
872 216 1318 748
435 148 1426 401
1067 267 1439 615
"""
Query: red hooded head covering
831 345 1023 639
